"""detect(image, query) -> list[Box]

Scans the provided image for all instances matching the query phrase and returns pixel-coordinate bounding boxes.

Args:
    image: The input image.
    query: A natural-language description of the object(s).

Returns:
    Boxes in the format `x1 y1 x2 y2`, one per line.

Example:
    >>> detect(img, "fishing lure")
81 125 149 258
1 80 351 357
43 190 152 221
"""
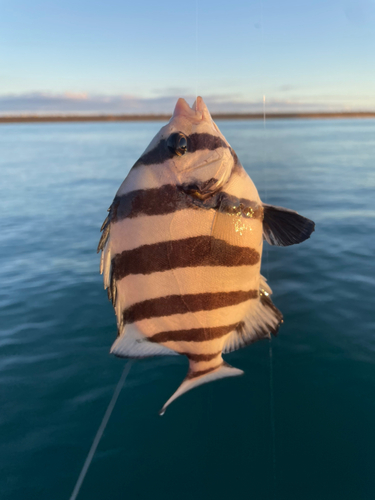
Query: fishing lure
98 97 314 414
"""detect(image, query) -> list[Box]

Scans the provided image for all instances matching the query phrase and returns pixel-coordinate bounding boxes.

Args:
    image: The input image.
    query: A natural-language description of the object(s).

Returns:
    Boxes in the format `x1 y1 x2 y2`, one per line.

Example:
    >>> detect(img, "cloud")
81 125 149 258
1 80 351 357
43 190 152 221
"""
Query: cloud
277 85 297 92
0 91 374 115
63 92 88 100
152 87 190 96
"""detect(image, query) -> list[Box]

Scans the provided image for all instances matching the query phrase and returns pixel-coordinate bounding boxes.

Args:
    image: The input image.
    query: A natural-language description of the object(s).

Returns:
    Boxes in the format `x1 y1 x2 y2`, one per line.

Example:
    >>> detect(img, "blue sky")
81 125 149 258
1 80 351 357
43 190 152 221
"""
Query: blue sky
1 0 374 113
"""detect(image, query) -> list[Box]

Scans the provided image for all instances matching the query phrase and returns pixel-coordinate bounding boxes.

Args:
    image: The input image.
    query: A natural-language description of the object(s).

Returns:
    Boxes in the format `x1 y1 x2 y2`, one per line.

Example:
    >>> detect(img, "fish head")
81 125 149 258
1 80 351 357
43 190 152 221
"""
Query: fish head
140 97 237 199
168 96 236 197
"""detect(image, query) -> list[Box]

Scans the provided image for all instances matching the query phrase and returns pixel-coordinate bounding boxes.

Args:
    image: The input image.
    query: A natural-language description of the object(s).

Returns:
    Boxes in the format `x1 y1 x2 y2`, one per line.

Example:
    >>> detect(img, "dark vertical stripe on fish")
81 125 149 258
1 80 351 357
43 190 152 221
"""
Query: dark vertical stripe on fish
111 185 193 221
109 186 263 222
149 321 244 343
186 362 224 379
186 133 228 153
112 236 260 280
133 133 229 167
180 351 222 362
123 290 258 324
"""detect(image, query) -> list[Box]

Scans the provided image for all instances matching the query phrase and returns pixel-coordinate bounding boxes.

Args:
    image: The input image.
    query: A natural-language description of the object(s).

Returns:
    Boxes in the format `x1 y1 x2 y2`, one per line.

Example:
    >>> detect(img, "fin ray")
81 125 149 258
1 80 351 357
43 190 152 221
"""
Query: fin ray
263 203 315 246
159 362 243 415
223 275 283 353
111 324 178 359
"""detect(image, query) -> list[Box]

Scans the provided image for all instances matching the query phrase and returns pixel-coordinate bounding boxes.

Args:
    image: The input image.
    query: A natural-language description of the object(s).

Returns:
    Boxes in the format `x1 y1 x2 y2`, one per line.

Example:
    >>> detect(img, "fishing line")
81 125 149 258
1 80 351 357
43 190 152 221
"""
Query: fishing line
260 1 277 496
262 95 277 499
195 0 199 104
69 361 133 500
269 341 276 498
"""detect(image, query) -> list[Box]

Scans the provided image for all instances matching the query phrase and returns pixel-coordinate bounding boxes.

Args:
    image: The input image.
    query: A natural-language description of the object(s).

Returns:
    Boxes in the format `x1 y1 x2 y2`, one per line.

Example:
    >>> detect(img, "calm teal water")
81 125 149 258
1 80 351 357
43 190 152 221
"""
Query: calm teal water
0 119 374 500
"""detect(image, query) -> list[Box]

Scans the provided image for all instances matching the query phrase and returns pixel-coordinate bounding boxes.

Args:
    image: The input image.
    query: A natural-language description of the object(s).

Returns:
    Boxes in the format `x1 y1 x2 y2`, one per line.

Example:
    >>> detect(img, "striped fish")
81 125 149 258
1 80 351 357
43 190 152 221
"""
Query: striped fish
98 97 315 414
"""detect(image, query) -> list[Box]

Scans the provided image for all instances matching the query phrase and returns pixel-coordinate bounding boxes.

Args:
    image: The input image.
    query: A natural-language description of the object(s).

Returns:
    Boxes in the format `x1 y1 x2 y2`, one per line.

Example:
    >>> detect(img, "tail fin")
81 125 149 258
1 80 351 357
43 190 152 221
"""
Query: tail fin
159 362 243 416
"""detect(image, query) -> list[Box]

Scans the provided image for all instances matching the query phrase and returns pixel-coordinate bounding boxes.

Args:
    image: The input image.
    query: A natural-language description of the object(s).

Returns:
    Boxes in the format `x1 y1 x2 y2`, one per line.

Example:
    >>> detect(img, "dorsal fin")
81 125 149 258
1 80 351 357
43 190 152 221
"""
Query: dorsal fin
263 203 315 246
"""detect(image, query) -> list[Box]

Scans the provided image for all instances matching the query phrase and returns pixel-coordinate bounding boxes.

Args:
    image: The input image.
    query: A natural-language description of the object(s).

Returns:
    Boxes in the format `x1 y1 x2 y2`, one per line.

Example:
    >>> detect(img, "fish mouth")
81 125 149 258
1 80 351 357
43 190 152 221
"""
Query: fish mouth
176 151 227 200
179 171 227 201
180 179 220 200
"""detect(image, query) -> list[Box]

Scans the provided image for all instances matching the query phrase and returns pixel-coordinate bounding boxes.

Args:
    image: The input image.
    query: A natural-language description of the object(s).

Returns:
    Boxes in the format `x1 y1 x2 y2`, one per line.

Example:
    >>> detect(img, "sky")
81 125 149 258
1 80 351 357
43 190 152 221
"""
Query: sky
0 0 374 114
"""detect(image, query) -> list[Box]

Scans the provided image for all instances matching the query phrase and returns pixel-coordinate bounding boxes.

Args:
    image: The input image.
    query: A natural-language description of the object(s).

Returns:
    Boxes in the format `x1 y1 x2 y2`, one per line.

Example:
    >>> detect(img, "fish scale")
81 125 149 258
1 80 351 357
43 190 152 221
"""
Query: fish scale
98 96 315 414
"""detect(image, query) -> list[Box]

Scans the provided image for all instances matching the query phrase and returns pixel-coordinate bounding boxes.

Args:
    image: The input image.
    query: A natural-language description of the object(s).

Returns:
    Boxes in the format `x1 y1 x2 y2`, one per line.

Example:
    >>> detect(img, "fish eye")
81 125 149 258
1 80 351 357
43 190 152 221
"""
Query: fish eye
167 132 188 156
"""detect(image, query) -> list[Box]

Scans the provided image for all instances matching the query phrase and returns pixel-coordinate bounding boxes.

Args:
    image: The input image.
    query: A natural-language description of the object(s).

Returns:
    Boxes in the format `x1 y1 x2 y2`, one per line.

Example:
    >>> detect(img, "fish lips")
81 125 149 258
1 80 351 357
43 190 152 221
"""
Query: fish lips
178 177 224 201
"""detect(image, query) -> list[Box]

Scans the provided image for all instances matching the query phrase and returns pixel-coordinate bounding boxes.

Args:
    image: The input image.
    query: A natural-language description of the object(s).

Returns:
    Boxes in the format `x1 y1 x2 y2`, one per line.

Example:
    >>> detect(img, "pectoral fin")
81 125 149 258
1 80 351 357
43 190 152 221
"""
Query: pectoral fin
262 204 315 246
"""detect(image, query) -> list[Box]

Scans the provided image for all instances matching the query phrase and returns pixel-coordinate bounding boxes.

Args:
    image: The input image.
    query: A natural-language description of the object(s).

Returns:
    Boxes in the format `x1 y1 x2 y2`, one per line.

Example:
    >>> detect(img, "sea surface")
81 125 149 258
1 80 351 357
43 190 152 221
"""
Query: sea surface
0 119 374 500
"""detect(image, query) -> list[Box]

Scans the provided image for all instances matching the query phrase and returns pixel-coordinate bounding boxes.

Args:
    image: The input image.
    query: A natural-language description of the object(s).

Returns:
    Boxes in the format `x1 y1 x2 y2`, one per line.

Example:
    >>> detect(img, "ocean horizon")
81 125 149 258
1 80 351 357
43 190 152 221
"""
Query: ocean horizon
1 111 375 124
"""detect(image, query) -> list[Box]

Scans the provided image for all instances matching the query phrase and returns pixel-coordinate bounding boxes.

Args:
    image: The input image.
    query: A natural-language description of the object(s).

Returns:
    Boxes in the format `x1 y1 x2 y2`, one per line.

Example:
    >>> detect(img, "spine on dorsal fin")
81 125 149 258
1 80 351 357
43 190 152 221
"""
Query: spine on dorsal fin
159 361 243 416
223 275 283 353
262 203 315 246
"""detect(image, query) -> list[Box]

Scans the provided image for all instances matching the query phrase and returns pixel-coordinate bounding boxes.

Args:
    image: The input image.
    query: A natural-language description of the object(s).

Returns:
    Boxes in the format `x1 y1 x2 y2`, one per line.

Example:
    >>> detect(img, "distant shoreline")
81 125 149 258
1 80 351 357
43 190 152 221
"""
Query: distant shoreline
1 112 375 124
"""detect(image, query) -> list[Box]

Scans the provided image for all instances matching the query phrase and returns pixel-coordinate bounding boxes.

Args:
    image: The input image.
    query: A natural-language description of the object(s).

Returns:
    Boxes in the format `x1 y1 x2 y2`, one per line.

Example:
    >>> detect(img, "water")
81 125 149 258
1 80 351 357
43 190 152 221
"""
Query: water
0 119 374 500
